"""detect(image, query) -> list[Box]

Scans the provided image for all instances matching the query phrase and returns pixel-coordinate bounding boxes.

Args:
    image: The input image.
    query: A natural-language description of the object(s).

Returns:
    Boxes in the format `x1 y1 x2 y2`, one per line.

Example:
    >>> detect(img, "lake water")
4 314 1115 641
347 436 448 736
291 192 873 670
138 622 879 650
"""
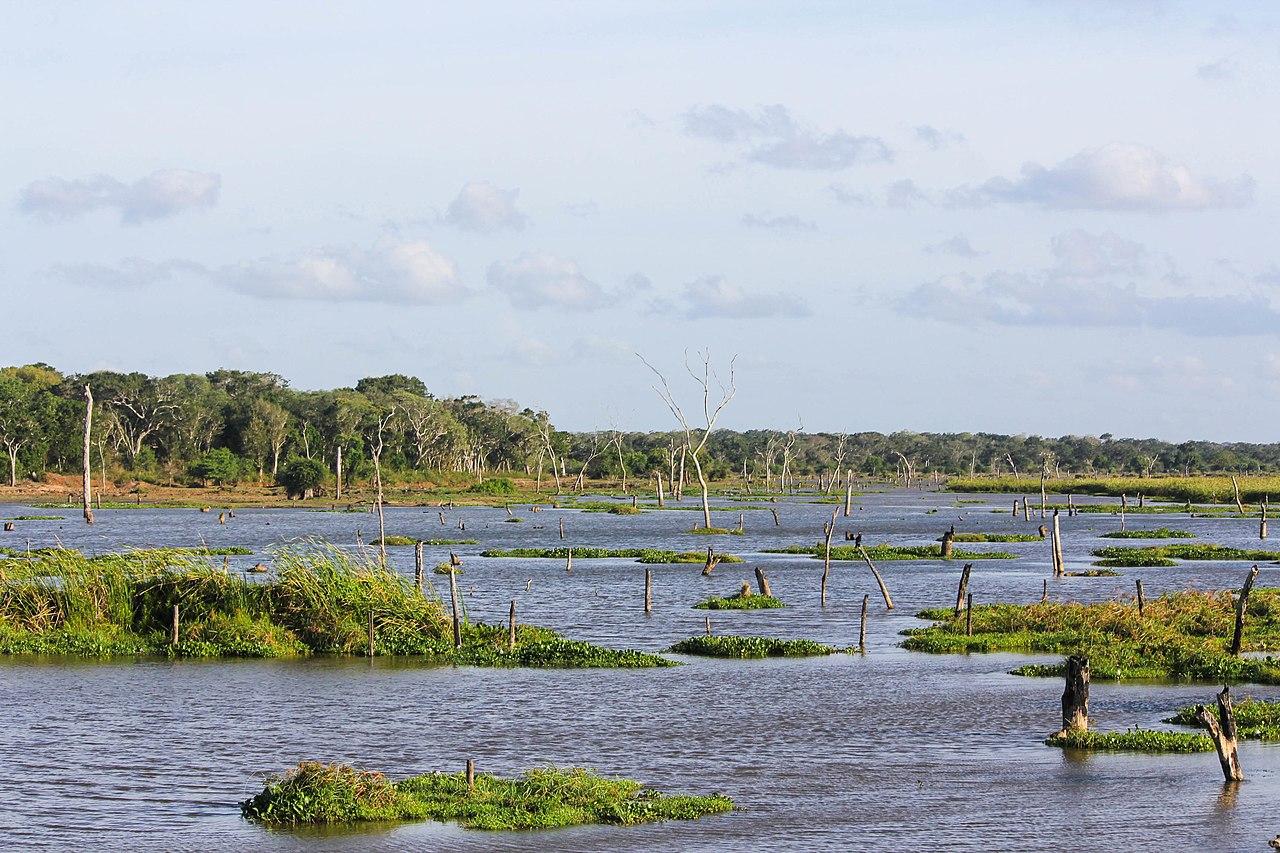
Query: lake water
1 489 1277 851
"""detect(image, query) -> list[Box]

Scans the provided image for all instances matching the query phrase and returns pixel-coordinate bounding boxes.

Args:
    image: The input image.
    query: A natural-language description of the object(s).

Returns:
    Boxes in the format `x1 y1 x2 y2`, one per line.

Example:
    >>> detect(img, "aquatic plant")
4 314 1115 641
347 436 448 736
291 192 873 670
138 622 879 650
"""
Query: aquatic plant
480 547 742 564
764 543 1014 561
1164 697 1280 740
241 762 732 829
1063 569 1121 577
688 526 742 535
948 474 1280 505
1091 544 1280 564
1045 728 1212 753
693 590 784 610
943 532 1043 543
669 635 838 658
1099 529 1195 539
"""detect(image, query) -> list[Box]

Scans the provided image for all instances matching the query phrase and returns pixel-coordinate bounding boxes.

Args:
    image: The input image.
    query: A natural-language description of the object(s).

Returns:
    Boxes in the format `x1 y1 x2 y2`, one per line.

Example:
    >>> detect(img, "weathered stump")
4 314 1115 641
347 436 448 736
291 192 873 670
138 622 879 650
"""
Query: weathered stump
754 566 772 597
940 527 955 560
1230 565 1259 656
1135 579 1145 616
644 568 653 613
1057 655 1090 736
953 563 972 617
1196 686 1243 782
858 593 869 653
508 600 517 651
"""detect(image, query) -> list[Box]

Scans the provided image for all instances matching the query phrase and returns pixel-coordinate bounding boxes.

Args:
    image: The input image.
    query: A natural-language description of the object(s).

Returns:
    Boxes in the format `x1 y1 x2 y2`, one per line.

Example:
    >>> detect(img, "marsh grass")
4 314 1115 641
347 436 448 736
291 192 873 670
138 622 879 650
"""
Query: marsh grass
1045 729 1212 753
1064 569 1121 577
688 527 742 535
942 533 1043 543
1099 529 1195 539
1091 544 1280 565
902 588 1280 683
693 591 784 610
480 547 742 564
241 762 732 829
764 543 1014 561
1164 697 1280 740
669 635 838 658
948 474 1280 504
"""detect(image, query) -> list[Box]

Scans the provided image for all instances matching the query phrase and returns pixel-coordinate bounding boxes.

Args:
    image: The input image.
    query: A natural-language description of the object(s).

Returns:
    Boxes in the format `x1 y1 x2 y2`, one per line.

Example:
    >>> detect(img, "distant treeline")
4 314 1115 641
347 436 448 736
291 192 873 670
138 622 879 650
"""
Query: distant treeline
1 363 1278 490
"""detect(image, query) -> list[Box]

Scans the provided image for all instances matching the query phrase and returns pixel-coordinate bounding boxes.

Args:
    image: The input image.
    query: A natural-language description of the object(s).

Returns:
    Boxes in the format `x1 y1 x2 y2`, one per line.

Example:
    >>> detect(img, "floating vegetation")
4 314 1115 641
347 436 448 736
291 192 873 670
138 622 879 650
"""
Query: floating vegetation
608 505 642 515
902 589 1280 683
670 635 838 658
240 762 732 829
1091 544 1280 565
688 527 742 535
2 515 65 521
480 547 742 564
1064 569 1121 577
372 535 418 546
1045 728 1213 753
765 543 1014 561
1164 697 1280 740
942 532 1043 543
433 564 461 575
1099 529 1195 540
693 589 784 610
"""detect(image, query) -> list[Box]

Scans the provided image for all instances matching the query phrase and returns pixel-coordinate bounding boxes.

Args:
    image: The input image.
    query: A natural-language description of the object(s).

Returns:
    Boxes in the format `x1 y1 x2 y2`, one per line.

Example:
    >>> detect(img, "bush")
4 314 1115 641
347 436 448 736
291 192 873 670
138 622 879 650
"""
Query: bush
277 457 327 499
468 477 516 496
190 448 249 486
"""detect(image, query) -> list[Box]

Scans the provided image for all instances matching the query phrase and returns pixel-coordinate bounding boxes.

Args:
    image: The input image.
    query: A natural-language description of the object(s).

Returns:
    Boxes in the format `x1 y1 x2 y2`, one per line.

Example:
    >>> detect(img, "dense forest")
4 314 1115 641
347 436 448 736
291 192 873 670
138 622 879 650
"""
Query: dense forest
1 363 1278 492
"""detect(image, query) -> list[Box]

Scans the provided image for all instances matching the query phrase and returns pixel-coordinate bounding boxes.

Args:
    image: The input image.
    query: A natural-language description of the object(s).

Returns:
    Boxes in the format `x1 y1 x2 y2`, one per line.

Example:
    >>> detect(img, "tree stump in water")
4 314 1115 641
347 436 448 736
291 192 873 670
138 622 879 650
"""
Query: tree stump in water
953 563 972 617
644 568 653 613
1057 655 1089 736
508 600 517 651
702 546 720 576
1037 524 1047 539
1196 686 1243 782
1230 565 1259 656
940 527 955 560
858 593 869 653
754 567 772 597
1136 579 1145 616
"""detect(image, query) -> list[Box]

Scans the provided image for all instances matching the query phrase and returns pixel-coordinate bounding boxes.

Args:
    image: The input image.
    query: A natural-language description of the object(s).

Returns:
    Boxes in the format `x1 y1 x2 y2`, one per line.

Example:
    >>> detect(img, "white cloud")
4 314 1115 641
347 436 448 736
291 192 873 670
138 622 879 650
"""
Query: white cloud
923 235 982 258
946 143 1254 211
1196 58 1237 82
1050 230 1145 278
18 169 220 224
886 178 927 209
915 125 965 150
444 180 528 233
681 104 890 171
741 213 818 233
487 252 606 309
682 275 809 319
828 183 872 207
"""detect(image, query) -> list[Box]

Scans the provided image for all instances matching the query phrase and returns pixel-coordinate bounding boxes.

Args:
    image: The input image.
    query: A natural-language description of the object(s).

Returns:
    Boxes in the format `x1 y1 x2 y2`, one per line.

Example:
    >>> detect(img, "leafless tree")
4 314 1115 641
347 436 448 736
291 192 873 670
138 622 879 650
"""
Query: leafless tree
638 350 737 530
369 408 395 565
827 432 848 494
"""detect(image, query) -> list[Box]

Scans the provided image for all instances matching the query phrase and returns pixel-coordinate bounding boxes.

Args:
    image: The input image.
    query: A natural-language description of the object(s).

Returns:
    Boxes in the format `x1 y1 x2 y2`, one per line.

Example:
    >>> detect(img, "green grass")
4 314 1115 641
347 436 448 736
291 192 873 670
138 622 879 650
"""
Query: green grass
241 762 732 829
1099 529 1195 539
693 591 784 610
373 536 479 546
1064 569 1121 577
479 547 742 564
764 543 1014 561
1091 544 1280 565
2 515 65 521
1164 697 1280 740
1045 729 1213 753
688 526 742 535
902 588 1280 683
669 635 838 658
948 474 1280 505
0 545 669 666
942 532 1043 543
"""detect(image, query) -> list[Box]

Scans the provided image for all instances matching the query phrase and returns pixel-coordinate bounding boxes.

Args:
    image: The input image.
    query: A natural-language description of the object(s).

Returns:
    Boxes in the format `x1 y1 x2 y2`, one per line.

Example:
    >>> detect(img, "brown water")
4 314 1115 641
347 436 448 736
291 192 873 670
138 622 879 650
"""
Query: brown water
1 490 1277 851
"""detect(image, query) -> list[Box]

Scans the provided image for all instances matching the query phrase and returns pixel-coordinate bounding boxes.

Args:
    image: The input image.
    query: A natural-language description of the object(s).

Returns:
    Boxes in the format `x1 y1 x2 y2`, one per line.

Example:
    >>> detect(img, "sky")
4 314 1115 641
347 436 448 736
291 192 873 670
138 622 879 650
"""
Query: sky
3 1 1279 441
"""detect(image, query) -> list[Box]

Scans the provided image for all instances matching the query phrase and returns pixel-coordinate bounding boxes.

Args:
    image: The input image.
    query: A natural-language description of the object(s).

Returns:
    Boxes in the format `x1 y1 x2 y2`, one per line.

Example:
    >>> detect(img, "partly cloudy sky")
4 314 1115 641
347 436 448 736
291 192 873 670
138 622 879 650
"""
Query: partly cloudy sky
4 2 1280 440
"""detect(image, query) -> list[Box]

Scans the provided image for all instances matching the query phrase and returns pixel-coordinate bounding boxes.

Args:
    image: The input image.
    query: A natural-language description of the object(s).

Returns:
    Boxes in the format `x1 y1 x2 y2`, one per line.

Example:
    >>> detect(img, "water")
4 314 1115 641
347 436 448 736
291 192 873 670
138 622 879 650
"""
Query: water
1 490 1277 851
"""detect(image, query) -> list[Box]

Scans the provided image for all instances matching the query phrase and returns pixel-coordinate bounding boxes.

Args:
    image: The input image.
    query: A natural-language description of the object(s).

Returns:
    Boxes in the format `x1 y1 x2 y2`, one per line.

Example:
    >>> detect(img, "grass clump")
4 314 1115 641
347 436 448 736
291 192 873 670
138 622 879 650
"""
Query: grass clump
608 505 643 515
693 589 784 610
1100 528 1195 539
371 535 418 546
670 635 837 658
688 526 742 535
3 515 65 521
1045 728 1212 753
1064 569 1121 577
943 532 1043 543
242 763 732 830
903 588 1280 683
1164 697 1280 740
480 547 742 564
1091 544 1280 565
765 543 1014 561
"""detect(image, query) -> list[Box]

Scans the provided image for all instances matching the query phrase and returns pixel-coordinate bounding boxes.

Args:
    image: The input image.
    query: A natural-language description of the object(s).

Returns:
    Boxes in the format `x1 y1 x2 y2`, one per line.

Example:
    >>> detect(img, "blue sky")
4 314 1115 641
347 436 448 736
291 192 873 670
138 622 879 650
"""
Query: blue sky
3 2 1279 440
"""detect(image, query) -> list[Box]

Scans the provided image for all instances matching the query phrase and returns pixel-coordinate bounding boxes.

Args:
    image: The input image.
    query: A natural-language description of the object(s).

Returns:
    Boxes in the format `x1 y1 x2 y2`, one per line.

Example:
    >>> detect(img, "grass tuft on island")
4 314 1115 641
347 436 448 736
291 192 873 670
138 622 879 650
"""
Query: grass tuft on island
480 547 742 564
0 545 671 667
902 588 1280 683
1091 544 1280 566
764 543 1014 561
1099 529 1195 540
241 762 732 829
1164 697 1280 740
1045 728 1212 753
670 635 838 658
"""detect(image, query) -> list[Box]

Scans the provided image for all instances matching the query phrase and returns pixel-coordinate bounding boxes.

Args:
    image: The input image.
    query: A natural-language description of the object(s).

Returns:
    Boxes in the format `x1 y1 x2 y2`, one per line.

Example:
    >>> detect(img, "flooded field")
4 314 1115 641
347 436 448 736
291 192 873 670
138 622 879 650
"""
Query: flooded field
1 490 1277 850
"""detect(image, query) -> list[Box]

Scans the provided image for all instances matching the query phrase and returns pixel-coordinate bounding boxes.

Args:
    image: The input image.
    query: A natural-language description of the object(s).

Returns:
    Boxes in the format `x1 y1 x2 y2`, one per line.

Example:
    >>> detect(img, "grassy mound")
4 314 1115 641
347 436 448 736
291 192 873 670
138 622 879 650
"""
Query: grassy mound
693 590 784 610
241 762 732 829
0 545 669 666
1045 729 1212 753
901 587 1280 683
480 547 742 564
1164 697 1280 740
670 635 837 658
1099 529 1195 539
1091 544 1280 566
764 543 1014 561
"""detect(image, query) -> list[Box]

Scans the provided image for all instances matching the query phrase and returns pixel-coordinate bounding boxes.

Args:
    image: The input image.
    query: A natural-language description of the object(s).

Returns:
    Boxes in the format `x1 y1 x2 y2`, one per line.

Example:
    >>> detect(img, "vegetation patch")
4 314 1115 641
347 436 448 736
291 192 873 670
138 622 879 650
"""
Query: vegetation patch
902 589 1280 683
693 590 784 610
670 635 838 658
241 762 731 829
1164 697 1280 740
1091 544 1280 565
765 543 1014 561
1100 529 1195 539
948 474 1280 505
1045 728 1212 753
688 526 742 535
943 532 1043 543
480 547 741 564
1093 554 1177 568
2 515 65 521
1064 569 1121 577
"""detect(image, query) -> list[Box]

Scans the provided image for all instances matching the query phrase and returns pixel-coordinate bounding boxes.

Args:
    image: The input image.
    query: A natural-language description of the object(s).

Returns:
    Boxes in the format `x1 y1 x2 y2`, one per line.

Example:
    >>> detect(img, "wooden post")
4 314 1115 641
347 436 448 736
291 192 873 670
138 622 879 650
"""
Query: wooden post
1196 686 1243 782
644 568 653 613
1050 509 1064 577
466 759 476 792
368 609 375 656
858 593 869 653
449 569 462 648
82 385 95 525
1230 564 1259 656
704 615 711 636
821 508 837 605
565 547 573 575
953 563 972 616
754 566 772 597
770 508 780 527
508 600 517 651
1022 498 1030 521
1012 500 1018 517
1261 499 1268 540
1232 475 1245 515
940 526 955 560
335 445 342 502
858 545 894 609
171 604 180 646
415 541 424 593
965 593 973 636
1136 579 1145 616
559 517 565 540
844 483 853 517
1120 494 1127 531
1042 577 1048 602
656 473 665 509
1057 655 1090 735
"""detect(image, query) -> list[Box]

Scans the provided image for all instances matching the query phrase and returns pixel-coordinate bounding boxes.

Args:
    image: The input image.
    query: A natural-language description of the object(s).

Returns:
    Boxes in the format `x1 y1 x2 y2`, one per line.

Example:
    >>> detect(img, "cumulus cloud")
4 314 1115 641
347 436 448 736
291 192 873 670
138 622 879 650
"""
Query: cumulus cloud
18 169 220 224
915 125 965 150
487 252 607 309
681 104 890 171
1049 230 1145 278
741 213 818 233
49 257 205 288
923 235 982 258
886 178 927 209
945 143 1254 211
444 181 527 233
828 183 872 207
682 275 809 319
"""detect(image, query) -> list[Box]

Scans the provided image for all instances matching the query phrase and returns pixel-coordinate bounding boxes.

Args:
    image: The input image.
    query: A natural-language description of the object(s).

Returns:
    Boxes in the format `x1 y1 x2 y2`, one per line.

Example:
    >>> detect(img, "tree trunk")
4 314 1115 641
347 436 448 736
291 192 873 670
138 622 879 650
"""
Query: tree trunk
858 546 894 609
335 445 343 501
82 385 94 525
954 563 972 616
644 568 653 613
448 568 462 648
1232 475 1245 515
754 566 772 597
821 509 837 605
1050 510 1064 577
940 527 955 560
1196 686 1243 782
1057 655 1090 736
858 593 869 653
1231 564 1259 656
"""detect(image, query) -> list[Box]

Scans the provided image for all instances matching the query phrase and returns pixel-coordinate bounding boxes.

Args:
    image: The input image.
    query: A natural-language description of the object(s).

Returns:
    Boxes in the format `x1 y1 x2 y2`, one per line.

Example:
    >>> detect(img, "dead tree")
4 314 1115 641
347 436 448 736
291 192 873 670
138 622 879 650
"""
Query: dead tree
827 433 848 494
1261 498 1268 540
702 546 721 576
893 451 914 489
1050 509 1065 577
1230 564 1260 656
940 526 955 560
857 545 894 609
639 350 737 530
1232 475 1245 515
754 566 772 597
953 563 972 616
82 385 94 525
1196 686 1243 782
821 508 837 605
369 408 394 566
1056 655 1090 736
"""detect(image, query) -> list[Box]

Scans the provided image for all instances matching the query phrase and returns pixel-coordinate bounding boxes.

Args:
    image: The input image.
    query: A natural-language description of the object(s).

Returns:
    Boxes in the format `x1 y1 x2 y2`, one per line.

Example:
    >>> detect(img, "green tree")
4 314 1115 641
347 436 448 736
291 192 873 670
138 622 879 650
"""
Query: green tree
277 457 326 499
